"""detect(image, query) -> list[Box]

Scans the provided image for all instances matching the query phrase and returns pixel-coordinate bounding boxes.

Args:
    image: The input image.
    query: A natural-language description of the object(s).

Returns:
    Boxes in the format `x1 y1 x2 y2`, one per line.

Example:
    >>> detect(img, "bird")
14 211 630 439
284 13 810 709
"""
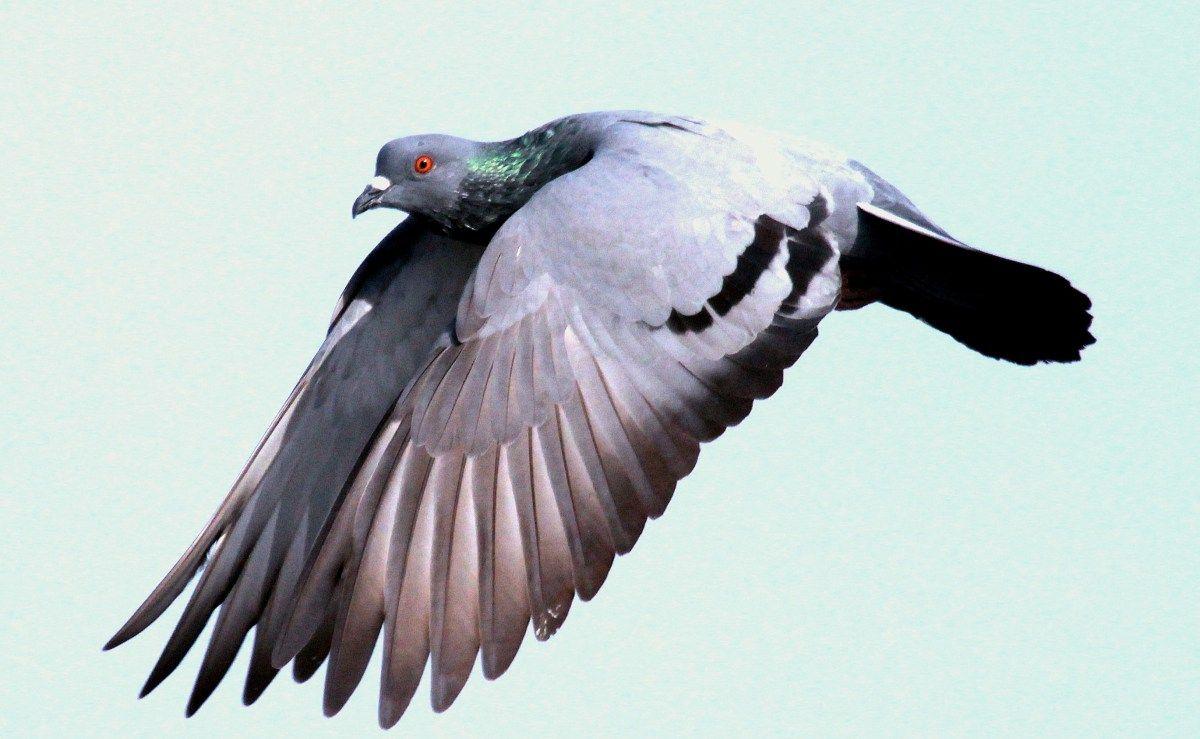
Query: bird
104 110 1094 727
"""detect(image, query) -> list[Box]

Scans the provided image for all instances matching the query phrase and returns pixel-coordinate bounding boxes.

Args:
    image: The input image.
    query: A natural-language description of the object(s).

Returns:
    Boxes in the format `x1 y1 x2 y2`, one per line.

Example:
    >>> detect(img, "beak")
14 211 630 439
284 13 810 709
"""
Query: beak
351 175 394 218
352 187 380 218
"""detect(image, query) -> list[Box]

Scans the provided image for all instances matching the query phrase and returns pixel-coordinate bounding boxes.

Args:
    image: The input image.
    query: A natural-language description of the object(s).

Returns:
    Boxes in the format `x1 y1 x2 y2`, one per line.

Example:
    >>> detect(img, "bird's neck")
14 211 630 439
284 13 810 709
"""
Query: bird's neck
440 118 596 242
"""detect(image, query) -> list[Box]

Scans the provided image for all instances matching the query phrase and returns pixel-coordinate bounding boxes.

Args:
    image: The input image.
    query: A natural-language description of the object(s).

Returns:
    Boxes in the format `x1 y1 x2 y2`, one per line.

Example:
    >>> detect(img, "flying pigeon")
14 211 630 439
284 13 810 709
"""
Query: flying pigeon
105 110 1094 727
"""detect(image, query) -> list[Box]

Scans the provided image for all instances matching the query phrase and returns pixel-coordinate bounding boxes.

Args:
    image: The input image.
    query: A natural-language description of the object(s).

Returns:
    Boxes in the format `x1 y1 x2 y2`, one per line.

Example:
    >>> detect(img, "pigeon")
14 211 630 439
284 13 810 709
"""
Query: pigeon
105 110 1094 727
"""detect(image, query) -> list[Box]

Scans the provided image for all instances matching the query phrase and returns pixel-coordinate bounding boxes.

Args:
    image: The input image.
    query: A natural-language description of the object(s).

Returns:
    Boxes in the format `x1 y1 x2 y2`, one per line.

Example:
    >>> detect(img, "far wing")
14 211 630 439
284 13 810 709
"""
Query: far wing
105 219 486 713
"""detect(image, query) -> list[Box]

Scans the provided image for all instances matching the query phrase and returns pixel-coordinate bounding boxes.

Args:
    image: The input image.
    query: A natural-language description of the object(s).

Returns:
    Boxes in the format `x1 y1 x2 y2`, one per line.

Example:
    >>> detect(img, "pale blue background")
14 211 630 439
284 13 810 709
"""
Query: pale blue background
2 2 1196 736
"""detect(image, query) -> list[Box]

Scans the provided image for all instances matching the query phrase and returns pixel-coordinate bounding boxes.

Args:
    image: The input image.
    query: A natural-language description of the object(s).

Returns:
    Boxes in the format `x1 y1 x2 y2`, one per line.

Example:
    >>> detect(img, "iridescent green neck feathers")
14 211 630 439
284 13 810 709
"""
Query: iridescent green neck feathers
444 117 595 239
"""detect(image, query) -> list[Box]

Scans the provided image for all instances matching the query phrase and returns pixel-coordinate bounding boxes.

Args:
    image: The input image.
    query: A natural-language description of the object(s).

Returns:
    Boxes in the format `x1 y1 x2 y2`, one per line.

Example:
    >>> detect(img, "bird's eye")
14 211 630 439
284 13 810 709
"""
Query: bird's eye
413 154 435 174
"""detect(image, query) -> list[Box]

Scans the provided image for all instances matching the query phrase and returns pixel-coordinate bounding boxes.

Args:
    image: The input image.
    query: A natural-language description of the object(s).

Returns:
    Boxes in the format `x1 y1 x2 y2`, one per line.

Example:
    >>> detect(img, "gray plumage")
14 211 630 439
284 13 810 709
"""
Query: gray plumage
105 110 1094 726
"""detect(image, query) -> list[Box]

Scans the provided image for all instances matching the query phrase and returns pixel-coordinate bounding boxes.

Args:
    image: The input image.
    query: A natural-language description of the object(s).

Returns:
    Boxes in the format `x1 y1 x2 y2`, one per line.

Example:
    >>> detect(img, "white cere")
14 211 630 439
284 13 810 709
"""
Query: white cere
368 176 392 192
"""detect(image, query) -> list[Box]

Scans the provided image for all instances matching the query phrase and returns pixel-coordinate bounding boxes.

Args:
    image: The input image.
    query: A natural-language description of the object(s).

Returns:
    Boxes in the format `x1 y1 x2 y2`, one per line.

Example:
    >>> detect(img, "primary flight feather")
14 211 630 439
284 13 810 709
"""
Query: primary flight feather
105 110 1094 726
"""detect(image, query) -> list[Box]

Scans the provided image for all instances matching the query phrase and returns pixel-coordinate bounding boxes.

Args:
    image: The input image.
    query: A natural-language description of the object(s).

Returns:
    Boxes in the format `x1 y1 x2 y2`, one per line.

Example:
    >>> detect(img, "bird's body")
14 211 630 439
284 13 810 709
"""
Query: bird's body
106 111 1094 726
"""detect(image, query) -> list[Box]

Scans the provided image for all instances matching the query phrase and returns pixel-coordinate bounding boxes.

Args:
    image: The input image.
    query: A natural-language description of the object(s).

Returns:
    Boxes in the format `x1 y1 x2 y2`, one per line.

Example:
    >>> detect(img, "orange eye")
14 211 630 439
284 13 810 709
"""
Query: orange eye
413 154 435 174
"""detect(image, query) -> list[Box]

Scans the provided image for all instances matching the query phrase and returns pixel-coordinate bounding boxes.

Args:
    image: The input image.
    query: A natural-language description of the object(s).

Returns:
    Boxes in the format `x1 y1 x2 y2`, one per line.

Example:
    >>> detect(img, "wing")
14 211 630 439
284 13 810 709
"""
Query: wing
104 218 486 712
266 119 849 726
109 118 855 727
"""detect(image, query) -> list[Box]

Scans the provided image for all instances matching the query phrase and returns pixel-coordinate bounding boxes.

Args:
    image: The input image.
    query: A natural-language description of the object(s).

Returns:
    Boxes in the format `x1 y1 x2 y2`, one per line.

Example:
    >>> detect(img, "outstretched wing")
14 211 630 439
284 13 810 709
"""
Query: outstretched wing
269 119 847 725
105 218 486 710
110 117 853 726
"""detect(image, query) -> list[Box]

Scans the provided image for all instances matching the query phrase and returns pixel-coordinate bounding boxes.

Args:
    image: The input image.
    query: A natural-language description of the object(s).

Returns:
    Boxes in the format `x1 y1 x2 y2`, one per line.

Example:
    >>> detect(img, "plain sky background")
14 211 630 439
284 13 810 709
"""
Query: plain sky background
2 2 1197 736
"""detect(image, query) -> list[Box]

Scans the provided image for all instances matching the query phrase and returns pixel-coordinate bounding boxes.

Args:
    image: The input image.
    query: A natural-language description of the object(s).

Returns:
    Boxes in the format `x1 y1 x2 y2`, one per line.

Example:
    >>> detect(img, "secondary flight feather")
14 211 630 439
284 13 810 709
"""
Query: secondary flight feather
105 110 1094 726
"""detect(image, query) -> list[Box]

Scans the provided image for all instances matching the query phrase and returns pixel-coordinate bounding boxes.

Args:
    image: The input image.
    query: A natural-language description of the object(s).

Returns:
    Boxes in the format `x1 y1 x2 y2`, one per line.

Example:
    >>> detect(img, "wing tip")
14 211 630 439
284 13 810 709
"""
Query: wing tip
322 674 358 719
321 695 344 719
242 665 280 705
183 692 205 718
480 642 520 681
138 670 165 700
104 605 159 653
378 695 411 729
430 673 466 713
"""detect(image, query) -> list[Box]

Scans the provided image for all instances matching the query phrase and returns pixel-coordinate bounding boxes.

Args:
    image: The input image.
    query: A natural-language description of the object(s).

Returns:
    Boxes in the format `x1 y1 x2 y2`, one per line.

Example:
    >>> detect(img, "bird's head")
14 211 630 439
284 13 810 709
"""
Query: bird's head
353 122 594 239
352 134 483 223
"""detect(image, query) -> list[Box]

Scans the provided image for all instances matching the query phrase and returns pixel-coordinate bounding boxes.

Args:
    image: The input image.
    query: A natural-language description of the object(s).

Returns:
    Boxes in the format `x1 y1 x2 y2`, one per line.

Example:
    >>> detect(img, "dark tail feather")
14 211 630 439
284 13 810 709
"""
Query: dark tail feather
844 202 1095 365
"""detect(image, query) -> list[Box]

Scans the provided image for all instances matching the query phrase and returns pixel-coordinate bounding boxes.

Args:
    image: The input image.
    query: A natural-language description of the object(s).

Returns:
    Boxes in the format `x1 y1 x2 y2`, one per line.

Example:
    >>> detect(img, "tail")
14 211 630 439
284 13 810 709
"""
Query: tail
840 168 1095 365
